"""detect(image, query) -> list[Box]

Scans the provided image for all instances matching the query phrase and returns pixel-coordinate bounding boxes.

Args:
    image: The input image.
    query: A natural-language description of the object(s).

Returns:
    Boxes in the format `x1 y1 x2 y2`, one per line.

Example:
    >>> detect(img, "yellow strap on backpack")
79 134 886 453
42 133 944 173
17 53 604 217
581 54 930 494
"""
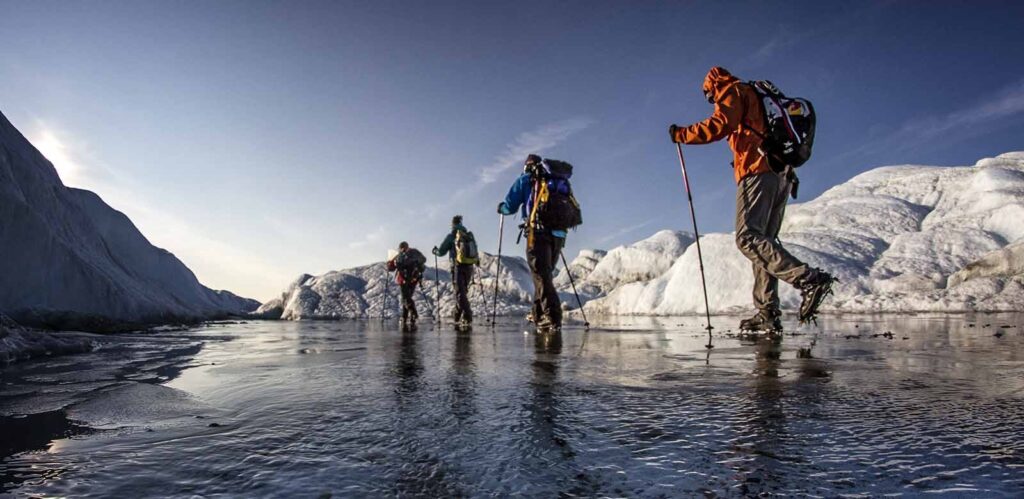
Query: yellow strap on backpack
527 179 547 248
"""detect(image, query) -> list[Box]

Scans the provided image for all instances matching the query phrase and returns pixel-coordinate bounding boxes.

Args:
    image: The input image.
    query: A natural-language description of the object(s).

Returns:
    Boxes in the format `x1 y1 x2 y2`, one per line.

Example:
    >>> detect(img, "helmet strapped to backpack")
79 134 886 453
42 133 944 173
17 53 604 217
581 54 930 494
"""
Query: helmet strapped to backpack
747 80 816 170
528 158 583 232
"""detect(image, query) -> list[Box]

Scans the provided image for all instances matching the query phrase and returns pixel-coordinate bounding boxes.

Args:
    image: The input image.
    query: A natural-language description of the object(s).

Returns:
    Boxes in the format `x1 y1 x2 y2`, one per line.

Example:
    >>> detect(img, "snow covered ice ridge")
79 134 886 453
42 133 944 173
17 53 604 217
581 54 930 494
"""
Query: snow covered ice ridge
588 151 1024 315
0 110 259 328
264 152 1024 319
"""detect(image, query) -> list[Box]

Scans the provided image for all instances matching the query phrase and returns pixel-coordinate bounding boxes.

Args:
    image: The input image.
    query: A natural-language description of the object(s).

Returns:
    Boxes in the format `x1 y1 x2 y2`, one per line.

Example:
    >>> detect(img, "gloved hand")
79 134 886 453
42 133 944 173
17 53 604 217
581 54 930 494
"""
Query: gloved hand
497 202 508 215
431 246 439 256
669 124 682 143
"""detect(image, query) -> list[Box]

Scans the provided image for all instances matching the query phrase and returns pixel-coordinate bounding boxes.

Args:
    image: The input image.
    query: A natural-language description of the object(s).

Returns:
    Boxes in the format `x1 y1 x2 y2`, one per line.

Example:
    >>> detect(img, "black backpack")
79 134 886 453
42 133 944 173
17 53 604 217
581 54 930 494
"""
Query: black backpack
530 159 583 231
747 80 816 170
398 249 426 281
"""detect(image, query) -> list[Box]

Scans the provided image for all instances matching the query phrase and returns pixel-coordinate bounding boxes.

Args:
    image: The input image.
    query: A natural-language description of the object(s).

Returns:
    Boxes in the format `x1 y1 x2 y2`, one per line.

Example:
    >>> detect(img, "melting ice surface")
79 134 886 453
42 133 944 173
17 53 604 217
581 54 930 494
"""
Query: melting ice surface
2 315 1024 497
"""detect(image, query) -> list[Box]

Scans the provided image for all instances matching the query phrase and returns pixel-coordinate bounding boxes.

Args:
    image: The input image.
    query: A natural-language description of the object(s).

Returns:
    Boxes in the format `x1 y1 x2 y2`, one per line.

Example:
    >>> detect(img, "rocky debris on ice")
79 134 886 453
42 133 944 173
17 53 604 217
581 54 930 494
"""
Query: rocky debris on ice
0 110 259 329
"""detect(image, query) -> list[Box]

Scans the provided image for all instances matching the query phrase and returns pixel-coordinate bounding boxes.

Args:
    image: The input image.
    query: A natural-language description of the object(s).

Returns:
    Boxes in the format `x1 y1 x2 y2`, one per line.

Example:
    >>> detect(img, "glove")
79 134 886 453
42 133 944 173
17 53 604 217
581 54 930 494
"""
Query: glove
431 246 439 256
497 202 508 215
669 124 682 143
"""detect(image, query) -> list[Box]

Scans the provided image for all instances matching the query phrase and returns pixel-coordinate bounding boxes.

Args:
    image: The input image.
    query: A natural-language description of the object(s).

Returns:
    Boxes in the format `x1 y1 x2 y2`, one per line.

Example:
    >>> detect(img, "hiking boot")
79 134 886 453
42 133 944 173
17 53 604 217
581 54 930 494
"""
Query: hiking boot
799 270 837 324
739 310 782 332
536 315 561 333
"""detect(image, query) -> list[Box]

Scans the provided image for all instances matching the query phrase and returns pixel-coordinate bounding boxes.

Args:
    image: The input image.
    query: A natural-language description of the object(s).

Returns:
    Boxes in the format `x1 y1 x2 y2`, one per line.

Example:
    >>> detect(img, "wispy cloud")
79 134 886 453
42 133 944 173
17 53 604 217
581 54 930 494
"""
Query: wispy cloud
894 79 1024 141
596 218 658 246
347 225 388 249
424 117 593 219
837 78 1024 161
477 117 593 184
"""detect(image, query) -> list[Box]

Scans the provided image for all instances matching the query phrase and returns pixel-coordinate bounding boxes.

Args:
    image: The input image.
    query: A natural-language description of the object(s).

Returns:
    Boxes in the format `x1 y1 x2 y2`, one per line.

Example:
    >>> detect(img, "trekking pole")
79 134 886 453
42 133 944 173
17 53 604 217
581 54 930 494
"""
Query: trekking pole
490 214 505 327
434 252 440 324
675 143 714 349
559 250 590 330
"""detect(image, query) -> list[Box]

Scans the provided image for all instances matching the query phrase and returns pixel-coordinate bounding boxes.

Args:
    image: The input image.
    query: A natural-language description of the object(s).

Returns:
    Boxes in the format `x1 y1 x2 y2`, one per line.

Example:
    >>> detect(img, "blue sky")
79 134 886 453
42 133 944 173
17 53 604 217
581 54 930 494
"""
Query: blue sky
2 1 1023 301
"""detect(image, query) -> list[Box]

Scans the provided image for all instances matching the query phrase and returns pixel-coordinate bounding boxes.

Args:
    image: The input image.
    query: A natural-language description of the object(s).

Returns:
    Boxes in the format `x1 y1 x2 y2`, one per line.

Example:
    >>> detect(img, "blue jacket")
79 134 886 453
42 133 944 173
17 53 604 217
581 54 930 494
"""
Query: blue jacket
499 173 567 238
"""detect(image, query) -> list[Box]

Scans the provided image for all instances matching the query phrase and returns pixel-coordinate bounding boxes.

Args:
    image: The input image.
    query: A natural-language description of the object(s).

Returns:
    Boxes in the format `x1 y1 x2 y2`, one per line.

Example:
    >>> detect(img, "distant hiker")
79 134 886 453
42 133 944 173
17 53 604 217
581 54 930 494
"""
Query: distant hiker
387 241 426 328
433 215 479 330
498 154 582 333
669 66 835 332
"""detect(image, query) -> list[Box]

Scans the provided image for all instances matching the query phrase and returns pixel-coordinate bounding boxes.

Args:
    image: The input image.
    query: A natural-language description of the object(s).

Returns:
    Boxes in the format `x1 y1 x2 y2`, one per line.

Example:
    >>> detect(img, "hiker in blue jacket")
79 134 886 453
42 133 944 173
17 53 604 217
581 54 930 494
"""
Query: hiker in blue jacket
497 154 570 332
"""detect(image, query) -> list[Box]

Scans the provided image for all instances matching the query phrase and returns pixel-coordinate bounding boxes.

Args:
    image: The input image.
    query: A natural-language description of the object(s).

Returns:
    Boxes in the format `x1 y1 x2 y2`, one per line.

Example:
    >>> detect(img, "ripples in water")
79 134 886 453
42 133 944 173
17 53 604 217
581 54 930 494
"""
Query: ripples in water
1 314 1023 496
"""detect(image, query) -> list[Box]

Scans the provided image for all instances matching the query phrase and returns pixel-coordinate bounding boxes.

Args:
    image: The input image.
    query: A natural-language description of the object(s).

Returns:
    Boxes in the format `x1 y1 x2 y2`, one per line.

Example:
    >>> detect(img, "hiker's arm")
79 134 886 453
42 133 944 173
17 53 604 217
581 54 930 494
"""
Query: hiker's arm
679 87 742 144
436 234 454 257
499 175 529 215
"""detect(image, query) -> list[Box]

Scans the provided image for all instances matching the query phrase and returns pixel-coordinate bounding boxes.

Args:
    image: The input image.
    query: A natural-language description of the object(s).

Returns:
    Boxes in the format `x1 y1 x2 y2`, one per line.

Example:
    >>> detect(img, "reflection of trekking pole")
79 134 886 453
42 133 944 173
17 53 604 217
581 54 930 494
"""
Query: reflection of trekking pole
490 214 505 327
434 252 440 323
675 143 714 349
560 251 591 330
382 263 389 321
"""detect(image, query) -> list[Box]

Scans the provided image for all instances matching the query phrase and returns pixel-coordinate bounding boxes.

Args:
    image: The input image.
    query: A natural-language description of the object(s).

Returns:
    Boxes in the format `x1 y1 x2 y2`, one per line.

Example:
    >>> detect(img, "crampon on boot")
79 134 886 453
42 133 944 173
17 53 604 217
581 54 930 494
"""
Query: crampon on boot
799 270 837 324
535 315 560 334
739 310 782 333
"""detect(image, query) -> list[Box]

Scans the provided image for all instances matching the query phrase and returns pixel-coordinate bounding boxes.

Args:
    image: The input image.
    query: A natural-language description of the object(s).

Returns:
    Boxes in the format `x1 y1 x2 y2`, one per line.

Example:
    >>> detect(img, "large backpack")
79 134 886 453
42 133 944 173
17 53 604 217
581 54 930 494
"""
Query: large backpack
398 249 426 282
530 159 583 231
747 80 816 170
454 229 480 265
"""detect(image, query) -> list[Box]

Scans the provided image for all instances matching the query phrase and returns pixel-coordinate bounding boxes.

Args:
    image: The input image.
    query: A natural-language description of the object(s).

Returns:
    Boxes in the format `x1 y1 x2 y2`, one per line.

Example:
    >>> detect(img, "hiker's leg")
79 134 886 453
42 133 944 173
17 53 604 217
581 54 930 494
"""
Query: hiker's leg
402 284 417 320
400 284 410 320
735 172 811 287
546 236 564 326
452 265 464 321
528 243 545 320
761 170 791 308
532 233 563 327
459 264 474 321
455 264 472 322
752 262 779 312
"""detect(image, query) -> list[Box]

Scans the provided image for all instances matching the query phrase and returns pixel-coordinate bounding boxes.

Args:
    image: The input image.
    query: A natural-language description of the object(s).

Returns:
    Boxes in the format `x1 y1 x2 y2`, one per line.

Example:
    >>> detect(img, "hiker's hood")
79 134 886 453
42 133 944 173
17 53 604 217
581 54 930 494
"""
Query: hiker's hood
703 66 740 103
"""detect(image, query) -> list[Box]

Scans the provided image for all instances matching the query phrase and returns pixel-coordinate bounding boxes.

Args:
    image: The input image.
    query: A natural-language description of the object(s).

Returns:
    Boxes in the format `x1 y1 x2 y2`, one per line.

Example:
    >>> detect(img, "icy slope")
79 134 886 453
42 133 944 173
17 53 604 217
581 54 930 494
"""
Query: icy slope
587 152 1024 315
256 252 537 320
0 110 258 328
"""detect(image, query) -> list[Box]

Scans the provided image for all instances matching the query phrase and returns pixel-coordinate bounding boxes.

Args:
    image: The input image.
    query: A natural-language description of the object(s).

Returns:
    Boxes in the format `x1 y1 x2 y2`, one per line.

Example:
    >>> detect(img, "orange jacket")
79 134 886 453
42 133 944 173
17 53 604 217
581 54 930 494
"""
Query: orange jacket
674 67 772 184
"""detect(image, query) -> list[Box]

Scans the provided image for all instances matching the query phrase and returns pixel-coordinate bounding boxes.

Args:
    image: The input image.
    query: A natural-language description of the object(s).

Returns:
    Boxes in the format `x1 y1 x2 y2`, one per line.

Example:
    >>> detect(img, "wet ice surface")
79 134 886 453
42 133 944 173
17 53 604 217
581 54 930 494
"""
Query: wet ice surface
2 315 1024 497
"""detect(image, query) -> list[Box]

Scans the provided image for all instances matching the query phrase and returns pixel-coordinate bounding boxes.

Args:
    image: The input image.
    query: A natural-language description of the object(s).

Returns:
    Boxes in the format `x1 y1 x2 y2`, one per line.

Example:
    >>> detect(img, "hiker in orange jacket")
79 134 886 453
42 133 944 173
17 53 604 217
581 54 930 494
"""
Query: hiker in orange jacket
670 66 835 332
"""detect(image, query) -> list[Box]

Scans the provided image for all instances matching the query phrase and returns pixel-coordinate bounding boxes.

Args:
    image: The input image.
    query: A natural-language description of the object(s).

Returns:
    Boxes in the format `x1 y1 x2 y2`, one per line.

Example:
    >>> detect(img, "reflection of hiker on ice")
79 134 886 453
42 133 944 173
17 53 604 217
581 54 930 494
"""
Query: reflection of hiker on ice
433 215 479 331
669 66 835 333
387 241 426 329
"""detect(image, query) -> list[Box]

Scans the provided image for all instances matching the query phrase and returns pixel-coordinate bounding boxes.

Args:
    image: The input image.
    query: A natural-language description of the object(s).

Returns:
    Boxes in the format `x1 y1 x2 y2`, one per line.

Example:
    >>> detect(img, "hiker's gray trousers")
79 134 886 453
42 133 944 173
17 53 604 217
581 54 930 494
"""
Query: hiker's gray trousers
735 170 811 312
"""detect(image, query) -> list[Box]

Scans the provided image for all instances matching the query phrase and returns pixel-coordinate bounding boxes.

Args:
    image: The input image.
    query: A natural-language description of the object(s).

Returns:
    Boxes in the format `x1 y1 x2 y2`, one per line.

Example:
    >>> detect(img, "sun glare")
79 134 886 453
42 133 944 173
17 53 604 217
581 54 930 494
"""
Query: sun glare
31 128 81 186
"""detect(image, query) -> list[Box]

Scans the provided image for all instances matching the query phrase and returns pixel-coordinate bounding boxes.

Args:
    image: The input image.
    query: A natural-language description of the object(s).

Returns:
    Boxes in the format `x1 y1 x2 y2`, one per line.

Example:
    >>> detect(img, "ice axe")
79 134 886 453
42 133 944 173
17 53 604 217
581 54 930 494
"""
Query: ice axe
675 143 714 349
